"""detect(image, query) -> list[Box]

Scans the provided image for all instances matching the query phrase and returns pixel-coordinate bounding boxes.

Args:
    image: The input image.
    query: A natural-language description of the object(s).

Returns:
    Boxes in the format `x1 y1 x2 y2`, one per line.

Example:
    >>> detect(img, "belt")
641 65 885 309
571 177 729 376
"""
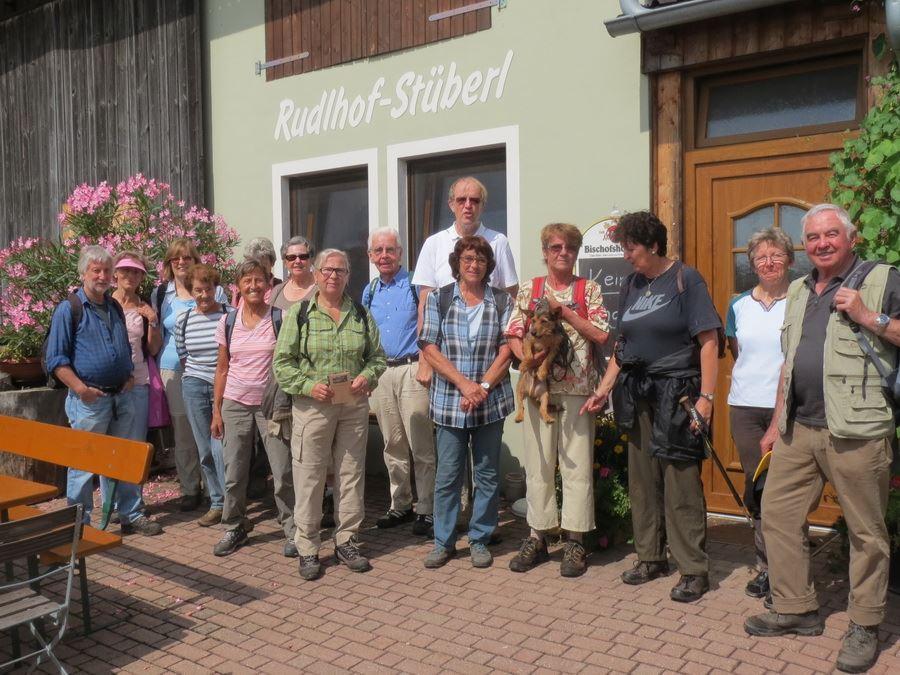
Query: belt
85 383 126 395
386 355 419 367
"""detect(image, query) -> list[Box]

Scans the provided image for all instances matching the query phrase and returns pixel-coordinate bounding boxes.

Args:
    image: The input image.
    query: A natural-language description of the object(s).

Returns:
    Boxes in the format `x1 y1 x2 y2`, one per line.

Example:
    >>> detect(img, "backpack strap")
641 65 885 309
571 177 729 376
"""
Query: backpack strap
271 306 283 338
572 277 588 319
67 293 83 333
842 260 880 291
296 300 312 365
224 308 238 361
154 284 168 315
351 299 371 359
179 308 192 343
436 284 455 343
364 278 379 310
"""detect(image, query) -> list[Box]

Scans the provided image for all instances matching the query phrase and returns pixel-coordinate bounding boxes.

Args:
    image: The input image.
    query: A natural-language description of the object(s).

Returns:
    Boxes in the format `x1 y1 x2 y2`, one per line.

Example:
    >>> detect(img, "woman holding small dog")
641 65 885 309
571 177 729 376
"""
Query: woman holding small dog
505 223 611 577
582 211 721 602
419 235 514 570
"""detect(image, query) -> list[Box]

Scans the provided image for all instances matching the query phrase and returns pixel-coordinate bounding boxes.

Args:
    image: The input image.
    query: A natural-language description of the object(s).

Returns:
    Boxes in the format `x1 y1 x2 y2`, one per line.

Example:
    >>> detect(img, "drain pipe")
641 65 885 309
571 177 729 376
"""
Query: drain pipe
605 0 796 37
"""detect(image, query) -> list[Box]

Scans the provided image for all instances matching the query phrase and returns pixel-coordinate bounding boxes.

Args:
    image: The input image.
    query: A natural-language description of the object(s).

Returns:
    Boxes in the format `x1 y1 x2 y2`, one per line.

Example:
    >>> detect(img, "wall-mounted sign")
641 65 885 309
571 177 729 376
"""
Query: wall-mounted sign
577 216 629 355
274 49 514 142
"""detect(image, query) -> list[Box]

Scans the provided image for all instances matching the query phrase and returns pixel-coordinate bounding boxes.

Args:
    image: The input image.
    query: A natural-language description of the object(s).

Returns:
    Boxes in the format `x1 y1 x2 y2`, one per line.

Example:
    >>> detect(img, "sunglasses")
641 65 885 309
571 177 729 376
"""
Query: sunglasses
454 196 482 206
285 253 311 262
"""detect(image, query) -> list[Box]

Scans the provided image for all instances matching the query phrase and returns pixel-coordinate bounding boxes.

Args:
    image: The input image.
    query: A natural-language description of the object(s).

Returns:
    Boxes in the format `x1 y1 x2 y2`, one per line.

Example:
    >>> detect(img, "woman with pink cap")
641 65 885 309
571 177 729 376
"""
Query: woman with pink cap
108 250 164 535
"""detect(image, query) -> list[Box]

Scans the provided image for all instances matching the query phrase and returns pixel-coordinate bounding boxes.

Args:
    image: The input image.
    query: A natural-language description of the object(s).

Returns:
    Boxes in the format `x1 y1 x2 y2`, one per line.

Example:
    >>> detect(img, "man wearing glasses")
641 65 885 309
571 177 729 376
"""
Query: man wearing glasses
412 176 518 387
363 228 437 537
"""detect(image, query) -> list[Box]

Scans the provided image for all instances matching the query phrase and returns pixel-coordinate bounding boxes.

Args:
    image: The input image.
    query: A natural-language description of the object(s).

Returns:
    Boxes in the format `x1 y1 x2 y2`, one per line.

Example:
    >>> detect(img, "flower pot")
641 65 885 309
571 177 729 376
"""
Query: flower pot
0 357 45 387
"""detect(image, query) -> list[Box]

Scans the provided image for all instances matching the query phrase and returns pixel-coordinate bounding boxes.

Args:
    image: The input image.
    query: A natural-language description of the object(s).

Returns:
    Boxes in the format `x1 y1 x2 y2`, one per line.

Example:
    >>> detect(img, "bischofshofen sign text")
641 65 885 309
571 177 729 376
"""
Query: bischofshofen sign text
274 49 514 142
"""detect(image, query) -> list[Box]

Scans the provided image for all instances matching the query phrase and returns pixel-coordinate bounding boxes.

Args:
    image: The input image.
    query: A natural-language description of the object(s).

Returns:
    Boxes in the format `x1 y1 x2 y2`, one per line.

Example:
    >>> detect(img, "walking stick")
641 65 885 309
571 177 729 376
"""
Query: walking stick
679 396 754 526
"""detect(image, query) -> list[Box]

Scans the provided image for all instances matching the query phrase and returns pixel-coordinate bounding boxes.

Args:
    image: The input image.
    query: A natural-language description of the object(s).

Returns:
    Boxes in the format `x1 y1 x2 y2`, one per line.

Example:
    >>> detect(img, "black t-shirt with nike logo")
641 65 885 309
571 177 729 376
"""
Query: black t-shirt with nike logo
617 263 722 364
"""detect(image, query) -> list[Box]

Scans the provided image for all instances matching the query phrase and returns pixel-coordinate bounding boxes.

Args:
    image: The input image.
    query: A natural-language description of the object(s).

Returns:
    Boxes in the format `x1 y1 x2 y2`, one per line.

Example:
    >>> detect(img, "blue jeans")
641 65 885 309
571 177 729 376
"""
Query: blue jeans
433 420 504 550
99 384 148 516
181 375 225 510
65 389 144 525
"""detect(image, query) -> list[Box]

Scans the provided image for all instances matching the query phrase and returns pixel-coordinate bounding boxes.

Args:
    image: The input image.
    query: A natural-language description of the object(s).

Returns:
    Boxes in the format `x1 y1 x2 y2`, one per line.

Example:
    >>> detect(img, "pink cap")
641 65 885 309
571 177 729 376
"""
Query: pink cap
115 257 147 273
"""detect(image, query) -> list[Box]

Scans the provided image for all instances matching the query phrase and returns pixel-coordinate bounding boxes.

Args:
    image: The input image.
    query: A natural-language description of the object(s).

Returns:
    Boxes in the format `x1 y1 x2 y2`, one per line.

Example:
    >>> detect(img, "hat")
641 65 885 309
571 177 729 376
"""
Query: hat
115 256 147 273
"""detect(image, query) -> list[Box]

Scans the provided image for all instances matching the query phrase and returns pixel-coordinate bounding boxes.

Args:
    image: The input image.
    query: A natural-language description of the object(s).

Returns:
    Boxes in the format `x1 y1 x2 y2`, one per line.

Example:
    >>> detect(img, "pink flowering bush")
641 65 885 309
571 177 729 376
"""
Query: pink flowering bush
0 174 239 361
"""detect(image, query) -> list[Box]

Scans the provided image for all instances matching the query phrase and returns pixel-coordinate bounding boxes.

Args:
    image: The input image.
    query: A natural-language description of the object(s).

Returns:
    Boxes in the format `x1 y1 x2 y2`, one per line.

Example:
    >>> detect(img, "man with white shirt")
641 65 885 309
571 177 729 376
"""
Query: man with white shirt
412 176 518 385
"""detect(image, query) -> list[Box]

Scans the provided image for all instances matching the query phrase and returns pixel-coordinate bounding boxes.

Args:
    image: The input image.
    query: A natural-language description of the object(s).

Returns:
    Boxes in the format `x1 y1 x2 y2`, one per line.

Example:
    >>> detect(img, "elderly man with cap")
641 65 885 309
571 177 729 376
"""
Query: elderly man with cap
744 204 899 673
363 227 436 536
45 245 163 536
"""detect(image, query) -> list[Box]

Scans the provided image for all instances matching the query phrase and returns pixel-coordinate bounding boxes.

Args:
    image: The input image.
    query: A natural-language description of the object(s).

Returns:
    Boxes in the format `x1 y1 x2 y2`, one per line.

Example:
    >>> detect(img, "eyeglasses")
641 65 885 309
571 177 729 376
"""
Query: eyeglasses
460 255 488 267
754 254 788 266
319 267 349 277
284 253 310 262
546 243 579 254
369 246 399 255
454 196 482 206
170 255 195 263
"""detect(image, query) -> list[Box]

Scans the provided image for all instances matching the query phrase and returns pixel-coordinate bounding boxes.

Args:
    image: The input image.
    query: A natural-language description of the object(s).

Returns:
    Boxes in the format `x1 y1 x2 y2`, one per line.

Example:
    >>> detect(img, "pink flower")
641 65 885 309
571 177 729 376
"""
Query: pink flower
599 467 611 479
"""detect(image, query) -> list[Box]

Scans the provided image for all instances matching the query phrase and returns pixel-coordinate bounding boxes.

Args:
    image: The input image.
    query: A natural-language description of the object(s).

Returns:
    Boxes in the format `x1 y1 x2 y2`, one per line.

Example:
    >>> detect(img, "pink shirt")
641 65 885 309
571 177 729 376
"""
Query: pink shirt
124 308 150 386
215 308 276 406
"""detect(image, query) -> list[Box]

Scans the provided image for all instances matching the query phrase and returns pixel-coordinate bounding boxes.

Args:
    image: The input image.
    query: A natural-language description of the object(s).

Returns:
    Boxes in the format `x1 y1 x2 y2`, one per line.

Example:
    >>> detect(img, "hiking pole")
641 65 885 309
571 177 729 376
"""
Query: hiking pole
679 396 754 526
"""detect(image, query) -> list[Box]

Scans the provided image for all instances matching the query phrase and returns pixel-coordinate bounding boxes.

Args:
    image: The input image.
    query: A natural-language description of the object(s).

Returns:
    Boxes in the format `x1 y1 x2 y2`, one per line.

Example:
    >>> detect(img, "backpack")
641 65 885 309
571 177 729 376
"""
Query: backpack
154 283 168 317
294 297 370 365
221 306 283 360
435 283 512 342
42 292 127 388
364 277 419 310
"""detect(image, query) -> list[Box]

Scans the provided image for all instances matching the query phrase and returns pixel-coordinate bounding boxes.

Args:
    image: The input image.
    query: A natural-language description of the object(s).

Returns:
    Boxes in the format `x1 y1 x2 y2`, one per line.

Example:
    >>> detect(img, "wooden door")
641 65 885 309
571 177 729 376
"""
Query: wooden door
685 132 848 525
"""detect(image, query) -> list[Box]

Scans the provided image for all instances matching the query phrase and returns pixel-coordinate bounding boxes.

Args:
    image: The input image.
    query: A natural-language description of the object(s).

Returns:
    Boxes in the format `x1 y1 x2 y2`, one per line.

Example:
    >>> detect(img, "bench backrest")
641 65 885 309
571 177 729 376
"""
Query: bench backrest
0 415 153 484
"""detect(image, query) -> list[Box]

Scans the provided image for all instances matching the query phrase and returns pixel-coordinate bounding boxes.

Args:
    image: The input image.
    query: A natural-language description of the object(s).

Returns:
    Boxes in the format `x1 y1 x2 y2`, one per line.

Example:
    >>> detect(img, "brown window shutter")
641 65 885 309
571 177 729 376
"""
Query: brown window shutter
263 0 492 81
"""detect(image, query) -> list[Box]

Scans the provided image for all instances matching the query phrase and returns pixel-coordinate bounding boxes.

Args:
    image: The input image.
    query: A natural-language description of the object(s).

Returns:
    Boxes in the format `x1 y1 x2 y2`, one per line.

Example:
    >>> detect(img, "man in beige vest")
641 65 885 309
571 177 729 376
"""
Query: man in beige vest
744 204 899 674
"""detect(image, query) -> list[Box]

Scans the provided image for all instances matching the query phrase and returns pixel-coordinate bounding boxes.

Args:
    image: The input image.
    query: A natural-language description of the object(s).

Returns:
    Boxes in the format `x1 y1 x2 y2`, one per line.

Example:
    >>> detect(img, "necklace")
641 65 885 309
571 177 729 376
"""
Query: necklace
643 260 674 296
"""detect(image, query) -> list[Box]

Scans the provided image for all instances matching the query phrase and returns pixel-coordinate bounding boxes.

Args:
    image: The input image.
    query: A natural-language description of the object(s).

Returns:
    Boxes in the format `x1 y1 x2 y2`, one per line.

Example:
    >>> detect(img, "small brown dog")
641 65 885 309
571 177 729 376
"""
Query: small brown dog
514 298 570 424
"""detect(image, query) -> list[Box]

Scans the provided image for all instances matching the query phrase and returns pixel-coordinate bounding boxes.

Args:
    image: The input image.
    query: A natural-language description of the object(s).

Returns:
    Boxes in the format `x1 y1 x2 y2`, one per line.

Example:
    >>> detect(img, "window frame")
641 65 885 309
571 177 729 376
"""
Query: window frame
687 47 866 149
271 148 379 281
386 125 520 273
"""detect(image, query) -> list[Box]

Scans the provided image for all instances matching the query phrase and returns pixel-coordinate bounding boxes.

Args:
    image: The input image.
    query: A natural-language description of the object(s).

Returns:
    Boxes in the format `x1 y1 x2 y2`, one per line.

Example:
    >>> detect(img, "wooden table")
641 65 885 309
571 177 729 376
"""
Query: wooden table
0 474 59 521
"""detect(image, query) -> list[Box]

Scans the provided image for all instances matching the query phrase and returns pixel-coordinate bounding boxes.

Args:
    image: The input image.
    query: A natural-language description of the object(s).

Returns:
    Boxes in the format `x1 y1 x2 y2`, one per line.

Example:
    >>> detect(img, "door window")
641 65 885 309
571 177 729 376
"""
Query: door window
732 201 812 294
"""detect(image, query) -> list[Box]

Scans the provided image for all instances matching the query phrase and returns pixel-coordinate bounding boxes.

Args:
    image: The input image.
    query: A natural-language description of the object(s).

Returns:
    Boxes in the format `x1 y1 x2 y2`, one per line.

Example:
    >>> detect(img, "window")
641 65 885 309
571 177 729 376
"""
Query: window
406 147 506 270
696 53 863 147
264 0 492 81
732 201 811 294
289 167 369 301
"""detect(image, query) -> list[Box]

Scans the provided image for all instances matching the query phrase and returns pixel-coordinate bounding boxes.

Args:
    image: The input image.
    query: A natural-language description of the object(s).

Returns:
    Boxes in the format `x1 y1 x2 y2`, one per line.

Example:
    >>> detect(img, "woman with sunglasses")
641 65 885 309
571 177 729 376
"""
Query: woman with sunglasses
271 236 317 310
154 238 228 512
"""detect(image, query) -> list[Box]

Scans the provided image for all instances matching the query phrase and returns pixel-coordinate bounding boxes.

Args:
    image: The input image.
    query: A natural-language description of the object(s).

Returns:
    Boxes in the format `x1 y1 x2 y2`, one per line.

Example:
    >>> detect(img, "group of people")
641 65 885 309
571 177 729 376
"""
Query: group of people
45 175 897 672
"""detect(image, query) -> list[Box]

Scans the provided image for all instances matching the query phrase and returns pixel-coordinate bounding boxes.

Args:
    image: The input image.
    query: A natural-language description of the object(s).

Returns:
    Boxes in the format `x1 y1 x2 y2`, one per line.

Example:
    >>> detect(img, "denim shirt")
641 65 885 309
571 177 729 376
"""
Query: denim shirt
45 288 134 388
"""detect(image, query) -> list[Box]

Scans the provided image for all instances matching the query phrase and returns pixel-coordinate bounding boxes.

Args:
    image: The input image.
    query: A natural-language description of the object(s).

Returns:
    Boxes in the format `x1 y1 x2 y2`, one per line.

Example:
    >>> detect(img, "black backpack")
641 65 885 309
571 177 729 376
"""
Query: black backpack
294 297 370 365
41 292 127 388
220 306 284 360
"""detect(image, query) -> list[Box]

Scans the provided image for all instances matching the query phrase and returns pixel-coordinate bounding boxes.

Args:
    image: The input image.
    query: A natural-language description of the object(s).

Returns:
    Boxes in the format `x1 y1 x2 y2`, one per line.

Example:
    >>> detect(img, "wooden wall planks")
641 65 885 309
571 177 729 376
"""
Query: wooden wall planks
265 0 492 81
0 0 204 245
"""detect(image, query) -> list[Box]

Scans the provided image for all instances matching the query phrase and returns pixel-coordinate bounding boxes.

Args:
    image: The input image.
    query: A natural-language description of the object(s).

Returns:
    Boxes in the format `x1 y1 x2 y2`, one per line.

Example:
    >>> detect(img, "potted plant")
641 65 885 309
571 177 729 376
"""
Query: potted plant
0 174 240 386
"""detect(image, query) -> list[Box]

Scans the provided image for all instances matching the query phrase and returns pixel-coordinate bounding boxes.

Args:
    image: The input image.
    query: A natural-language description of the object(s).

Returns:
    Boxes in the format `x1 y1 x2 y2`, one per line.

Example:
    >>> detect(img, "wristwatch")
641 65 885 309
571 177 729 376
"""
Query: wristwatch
480 381 491 391
698 392 715 402
149 320 159 328
874 313 891 333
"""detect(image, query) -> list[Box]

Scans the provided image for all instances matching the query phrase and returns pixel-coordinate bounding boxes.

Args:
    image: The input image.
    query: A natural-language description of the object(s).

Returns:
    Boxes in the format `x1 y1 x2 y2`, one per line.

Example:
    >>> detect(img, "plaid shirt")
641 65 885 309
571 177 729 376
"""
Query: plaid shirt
418 283 514 428
273 293 386 397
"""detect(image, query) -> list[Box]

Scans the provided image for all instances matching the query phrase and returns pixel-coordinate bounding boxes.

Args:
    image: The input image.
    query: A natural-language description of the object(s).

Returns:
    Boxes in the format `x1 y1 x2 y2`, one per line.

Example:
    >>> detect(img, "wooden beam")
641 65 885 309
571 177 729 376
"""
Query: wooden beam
653 71 683 259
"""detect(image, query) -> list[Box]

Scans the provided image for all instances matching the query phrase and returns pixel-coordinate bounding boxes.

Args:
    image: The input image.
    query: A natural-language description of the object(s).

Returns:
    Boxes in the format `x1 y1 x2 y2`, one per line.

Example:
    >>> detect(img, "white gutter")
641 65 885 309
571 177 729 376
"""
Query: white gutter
605 0 798 37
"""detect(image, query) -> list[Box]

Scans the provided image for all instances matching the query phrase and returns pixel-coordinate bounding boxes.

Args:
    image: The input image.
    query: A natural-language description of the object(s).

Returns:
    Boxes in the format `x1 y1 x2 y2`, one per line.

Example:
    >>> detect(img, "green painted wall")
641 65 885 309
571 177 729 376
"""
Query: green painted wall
203 0 649 477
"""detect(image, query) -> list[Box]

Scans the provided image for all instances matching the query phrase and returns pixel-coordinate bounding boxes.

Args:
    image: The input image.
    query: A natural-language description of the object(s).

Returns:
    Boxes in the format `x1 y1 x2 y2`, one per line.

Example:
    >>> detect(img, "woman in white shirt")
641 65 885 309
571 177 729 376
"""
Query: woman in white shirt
725 228 794 602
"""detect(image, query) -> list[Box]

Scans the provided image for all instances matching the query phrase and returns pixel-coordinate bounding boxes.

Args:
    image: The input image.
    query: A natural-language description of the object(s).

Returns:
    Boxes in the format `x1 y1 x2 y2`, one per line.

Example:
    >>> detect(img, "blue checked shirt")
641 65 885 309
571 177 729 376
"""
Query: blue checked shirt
418 283 514 429
44 288 134 388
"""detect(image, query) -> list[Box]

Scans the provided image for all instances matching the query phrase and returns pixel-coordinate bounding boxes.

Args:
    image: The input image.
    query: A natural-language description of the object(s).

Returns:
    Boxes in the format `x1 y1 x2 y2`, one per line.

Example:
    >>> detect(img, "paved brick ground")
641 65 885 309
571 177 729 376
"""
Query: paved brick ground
3 471 899 674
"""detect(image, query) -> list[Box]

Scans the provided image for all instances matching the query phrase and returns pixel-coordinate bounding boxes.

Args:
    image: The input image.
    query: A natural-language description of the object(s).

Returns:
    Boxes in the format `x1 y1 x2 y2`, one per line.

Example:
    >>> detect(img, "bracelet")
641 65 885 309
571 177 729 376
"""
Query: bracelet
699 392 715 402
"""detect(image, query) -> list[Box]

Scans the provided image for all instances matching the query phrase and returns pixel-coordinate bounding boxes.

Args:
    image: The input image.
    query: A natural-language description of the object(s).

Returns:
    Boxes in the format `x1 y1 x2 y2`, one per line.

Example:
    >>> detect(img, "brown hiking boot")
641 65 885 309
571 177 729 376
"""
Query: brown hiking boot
560 540 587 578
670 574 709 602
197 508 222 527
744 610 824 637
836 622 878 673
621 560 669 585
508 537 549 573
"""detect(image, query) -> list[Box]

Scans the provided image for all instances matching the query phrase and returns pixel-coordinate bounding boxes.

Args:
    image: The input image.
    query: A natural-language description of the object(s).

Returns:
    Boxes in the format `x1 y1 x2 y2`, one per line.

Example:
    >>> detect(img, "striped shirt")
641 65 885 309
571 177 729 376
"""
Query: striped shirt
273 293 386 397
175 306 227 385
418 283 514 429
215 308 278 406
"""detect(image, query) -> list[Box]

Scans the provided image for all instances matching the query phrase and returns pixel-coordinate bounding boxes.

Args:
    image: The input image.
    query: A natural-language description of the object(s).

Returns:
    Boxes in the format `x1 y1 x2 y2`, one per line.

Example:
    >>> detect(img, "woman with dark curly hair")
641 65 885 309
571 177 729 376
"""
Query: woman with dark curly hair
419 235 514 571
582 211 722 602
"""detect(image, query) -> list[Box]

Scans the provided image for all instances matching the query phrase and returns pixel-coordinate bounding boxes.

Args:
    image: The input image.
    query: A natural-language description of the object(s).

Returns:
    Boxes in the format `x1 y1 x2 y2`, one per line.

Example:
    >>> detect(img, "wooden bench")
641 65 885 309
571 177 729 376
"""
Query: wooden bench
0 414 154 633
